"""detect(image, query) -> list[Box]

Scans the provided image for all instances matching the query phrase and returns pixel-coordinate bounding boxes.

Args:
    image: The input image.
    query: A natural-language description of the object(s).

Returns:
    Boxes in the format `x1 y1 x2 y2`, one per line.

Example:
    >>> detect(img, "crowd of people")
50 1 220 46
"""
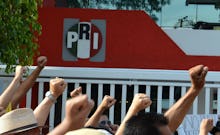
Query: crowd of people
0 56 219 135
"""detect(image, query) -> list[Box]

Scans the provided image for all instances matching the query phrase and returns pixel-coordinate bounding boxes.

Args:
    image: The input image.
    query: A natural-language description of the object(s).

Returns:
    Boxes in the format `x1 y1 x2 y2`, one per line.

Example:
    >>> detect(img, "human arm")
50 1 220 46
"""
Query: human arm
115 93 152 135
11 56 47 109
85 95 116 127
48 95 94 135
0 66 24 109
0 106 6 116
165 65 208 132
199 119 213 135
34 77 66 126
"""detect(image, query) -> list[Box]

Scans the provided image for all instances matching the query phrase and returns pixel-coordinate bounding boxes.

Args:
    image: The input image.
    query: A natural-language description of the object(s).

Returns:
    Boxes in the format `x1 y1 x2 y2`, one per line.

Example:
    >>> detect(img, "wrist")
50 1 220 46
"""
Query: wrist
97 106 106 113
189 86 201 96
127 106 138 117
200 129 208 134
37 65 44 70
63 117 82 131
45 91 57 103
13 76 21 82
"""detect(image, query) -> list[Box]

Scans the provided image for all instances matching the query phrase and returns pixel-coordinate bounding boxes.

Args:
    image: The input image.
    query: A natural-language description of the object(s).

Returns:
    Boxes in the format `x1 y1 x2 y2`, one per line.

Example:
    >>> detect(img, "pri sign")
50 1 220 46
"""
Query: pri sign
62 19 106 62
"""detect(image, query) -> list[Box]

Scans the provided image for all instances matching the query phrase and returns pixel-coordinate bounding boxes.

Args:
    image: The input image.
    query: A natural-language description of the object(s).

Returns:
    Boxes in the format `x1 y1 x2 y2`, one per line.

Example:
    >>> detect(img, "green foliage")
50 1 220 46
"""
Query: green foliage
64 0 170 21
0 0 42 73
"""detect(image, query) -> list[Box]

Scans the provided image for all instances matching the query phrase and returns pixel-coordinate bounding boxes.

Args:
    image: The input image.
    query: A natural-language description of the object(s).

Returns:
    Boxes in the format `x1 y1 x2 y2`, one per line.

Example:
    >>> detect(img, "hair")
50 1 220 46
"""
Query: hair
123 112 169 135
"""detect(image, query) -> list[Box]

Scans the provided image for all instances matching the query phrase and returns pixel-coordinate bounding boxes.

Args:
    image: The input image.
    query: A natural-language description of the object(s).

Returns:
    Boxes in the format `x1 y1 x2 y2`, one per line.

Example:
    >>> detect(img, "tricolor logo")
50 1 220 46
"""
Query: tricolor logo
62 19 106 62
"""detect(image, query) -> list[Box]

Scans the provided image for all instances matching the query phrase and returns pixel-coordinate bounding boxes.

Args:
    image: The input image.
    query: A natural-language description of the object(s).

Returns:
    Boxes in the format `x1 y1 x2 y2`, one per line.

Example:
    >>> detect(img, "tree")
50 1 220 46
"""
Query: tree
61 0 170 21
0 0 42 73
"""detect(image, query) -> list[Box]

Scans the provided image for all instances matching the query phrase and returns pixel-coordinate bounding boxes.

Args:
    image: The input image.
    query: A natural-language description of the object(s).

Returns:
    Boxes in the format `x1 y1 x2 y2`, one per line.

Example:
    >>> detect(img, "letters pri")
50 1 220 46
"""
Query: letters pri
62 19 106 62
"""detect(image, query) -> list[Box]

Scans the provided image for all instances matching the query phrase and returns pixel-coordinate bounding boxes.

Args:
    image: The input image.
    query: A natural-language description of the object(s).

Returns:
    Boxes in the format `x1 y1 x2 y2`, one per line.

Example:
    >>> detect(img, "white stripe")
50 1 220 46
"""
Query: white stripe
49 104 55 131
62 85 68 121
86 83 91 99
93 33 99 49
121 84 127 122
169 86 174 107
75 83 79 88
217 88 220 114
205 87 210 114
109 84 115 123
38 82 44 104
26 88 32 108
145 85 151 112
134 84 138 94
181 86 187 97
164 29 220 56
193 97 198 115
157 86 162 113
98 84 103 106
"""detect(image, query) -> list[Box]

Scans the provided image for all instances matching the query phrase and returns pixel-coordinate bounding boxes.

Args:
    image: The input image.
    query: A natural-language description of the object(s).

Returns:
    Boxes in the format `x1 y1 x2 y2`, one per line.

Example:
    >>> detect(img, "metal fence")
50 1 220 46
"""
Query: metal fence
1 66 220 131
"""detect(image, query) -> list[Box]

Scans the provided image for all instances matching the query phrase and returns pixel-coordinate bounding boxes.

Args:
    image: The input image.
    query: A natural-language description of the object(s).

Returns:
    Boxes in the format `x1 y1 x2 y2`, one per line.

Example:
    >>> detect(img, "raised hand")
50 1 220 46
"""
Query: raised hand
189 65 208 90
49 77 67 98
14 65 26 81
129 93 152 114
115 94 152 135
70 87 82 98
200 119 213 135
37 56 47 68
99 95 116 110
65 95 94 130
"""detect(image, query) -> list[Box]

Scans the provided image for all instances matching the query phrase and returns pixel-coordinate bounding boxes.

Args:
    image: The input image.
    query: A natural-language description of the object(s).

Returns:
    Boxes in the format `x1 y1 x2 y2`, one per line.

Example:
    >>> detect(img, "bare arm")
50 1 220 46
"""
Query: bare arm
115 93 152 135
34 97 54 126
0 66 24 109
34 77 66 126
0 106 6 116
85 95 116 127
165 65 208 132
11 56 47 109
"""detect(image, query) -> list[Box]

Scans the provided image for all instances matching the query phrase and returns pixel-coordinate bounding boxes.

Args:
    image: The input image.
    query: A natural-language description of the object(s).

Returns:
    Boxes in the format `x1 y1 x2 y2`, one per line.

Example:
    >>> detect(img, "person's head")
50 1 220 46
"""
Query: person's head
99 114 111 127
99 114 109 122
98 114 113 133
123 112 172 135
0 108 39 135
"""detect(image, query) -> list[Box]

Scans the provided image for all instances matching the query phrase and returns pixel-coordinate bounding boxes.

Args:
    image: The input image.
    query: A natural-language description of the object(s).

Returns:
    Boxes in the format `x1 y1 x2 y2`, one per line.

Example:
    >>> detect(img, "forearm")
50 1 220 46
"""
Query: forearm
165 86 200 132
115 106 137 135
199 130 208 135
11 66 43 108
84 106 105 127
0 77 20 108
48 118 83 135
34 97 54 126
48 119 72 135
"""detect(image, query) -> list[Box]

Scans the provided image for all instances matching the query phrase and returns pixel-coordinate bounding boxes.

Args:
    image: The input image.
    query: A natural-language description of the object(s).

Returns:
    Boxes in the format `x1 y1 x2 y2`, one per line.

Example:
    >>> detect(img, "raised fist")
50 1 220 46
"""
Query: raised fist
200 119 213 134
15 65 26 81
99 95 116 110
70 87 82 98
49 77 67 98
65 95 94 130
189 65 208 91
130 93 152 114
37 56 47 68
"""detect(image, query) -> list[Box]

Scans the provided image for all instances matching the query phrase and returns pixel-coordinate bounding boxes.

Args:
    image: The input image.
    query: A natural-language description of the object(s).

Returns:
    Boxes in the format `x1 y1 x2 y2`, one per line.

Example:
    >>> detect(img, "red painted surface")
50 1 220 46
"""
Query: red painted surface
37 8 220 71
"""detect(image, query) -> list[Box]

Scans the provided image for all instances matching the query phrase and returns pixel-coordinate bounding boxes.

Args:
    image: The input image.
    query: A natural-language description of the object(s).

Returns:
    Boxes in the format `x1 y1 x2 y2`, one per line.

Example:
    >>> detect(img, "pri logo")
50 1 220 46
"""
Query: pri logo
62 19 106 62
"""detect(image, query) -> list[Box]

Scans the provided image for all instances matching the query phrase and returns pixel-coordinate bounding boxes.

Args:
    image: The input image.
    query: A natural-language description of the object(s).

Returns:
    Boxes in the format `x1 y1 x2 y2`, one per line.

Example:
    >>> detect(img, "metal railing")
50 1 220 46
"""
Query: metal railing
1 66 220 130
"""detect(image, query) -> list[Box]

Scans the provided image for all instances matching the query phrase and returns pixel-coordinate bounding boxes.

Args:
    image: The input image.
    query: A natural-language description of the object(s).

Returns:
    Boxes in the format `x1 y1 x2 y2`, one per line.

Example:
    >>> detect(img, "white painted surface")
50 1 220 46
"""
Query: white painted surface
164 29 220 56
